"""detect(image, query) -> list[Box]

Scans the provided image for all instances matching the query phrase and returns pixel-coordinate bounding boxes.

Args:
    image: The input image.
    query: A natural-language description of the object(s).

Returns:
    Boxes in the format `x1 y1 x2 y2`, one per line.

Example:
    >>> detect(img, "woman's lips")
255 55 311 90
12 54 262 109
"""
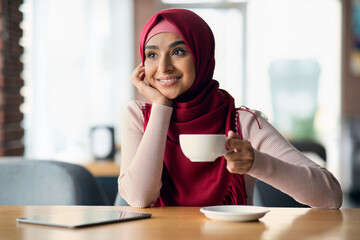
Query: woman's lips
157 76 181 87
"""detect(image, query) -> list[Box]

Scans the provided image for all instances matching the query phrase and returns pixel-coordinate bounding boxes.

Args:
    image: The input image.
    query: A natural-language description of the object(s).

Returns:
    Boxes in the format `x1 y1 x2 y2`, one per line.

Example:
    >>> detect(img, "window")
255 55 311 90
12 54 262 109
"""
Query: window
246 0 341 176
21 0 134 163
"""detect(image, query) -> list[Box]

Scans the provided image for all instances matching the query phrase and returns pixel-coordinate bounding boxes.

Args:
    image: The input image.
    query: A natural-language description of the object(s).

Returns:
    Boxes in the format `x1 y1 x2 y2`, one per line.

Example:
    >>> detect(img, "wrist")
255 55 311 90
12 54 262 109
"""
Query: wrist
153 97 172 107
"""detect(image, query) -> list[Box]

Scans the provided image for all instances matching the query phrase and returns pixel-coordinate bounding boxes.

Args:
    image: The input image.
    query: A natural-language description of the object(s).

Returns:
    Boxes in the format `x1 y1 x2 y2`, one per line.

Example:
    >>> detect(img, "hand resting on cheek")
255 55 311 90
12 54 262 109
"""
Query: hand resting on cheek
130 63 172 107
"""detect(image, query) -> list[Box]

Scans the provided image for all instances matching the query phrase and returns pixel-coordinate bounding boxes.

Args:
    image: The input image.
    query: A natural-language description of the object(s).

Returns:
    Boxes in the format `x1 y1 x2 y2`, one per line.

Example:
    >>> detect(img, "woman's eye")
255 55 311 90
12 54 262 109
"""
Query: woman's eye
146 52 157 59
173 49 185 56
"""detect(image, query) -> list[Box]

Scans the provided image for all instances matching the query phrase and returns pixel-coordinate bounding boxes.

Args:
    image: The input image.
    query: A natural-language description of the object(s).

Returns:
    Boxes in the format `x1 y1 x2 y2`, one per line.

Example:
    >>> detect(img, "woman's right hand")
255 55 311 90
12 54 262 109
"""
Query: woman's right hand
130 64 172 106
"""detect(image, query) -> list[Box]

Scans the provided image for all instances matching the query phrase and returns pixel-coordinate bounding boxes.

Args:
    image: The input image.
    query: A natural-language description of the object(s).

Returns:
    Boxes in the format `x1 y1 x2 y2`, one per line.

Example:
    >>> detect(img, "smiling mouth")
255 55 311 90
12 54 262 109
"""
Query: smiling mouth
157 76 181 85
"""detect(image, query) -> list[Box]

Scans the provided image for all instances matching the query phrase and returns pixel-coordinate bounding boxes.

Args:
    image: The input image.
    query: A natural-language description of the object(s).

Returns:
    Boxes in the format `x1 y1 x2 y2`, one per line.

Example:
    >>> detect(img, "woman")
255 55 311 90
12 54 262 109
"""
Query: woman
118 8 342 209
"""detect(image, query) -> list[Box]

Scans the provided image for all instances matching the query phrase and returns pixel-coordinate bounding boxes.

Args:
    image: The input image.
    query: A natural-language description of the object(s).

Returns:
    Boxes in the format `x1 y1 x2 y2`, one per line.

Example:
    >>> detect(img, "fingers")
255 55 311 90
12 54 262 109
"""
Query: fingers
130 64 150 96
224 137 254 174
130 64 146 85
227 130 240 139
226 139 252 153
226 130 252 153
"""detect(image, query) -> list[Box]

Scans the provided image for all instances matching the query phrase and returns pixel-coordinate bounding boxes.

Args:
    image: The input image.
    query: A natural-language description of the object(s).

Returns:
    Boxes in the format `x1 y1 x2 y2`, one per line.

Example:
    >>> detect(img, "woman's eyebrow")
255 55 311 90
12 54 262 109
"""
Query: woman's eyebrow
144 45 158 50
144 40 186 50
169 40 185 48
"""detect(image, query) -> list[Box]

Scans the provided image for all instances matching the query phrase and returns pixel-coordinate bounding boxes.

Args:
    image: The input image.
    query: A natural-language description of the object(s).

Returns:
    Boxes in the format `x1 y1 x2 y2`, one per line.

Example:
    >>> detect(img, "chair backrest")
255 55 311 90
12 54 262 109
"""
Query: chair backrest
290 140 326 162
253 180 308 207
114 192 129 206
0 159 109 205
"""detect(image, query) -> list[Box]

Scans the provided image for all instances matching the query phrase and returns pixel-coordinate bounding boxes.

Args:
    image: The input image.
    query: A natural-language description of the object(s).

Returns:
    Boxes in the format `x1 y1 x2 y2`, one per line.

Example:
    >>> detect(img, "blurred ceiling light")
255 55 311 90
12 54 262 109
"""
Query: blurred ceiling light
162 0 250 4
227 0 250 2
162 0 221 3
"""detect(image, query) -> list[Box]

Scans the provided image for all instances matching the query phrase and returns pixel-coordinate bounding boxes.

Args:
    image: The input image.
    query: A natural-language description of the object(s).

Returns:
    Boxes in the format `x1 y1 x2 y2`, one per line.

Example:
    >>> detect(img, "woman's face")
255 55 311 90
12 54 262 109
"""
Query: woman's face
144 33 196 100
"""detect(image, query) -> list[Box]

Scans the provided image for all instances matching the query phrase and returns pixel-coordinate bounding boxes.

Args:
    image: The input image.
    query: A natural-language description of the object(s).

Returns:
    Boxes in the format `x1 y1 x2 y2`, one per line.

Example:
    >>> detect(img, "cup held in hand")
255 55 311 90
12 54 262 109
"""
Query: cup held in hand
179 134 231 162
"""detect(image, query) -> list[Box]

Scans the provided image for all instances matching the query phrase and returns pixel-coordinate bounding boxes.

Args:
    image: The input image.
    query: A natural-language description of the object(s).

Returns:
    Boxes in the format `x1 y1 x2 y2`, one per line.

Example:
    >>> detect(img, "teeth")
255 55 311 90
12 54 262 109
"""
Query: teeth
159 78 177 82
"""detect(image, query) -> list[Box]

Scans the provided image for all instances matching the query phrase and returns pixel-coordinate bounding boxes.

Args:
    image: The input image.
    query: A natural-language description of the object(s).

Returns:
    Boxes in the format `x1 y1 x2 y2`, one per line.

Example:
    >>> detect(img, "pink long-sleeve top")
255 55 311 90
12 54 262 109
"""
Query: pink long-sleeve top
118 101 343 209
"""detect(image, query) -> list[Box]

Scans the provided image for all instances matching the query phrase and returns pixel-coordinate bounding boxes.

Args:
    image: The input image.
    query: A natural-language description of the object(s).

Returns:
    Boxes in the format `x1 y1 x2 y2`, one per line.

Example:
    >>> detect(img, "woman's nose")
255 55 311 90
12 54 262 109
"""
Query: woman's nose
158 55 173 73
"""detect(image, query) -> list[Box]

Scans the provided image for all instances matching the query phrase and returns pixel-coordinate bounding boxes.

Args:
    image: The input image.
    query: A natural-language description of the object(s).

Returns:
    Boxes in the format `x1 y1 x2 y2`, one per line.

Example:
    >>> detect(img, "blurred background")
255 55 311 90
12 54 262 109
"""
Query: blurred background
1 0 359 206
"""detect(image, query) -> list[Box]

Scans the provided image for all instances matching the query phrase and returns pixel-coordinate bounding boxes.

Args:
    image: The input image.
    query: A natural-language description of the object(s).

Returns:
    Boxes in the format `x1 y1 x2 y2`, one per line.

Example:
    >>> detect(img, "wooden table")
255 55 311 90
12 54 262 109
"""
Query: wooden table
0 206 359 240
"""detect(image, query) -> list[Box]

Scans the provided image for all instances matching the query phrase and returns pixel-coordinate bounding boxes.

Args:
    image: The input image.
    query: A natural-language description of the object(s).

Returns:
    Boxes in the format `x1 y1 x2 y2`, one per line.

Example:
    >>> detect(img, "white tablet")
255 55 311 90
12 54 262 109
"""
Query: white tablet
16 209 151 228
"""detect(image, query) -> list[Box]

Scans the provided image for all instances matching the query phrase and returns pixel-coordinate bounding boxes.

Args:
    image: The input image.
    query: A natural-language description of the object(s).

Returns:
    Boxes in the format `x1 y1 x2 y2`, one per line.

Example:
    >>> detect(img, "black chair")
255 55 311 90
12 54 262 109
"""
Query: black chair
254 140 326 207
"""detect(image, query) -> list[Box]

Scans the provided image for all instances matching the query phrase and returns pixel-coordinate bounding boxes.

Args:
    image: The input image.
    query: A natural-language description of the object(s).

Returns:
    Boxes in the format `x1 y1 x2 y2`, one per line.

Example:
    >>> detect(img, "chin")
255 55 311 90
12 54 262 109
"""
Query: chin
162 92 180 100
165 95 178 100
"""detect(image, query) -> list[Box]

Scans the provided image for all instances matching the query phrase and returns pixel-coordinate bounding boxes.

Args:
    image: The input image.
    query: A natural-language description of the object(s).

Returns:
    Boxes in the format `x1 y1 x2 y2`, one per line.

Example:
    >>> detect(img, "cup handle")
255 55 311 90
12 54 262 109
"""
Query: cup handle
225 137 232 153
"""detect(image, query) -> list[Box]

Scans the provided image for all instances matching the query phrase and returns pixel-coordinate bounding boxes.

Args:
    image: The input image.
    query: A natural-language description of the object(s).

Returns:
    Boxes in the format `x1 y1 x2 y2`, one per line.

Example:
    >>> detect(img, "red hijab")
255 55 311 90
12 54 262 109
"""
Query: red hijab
140 9 246 206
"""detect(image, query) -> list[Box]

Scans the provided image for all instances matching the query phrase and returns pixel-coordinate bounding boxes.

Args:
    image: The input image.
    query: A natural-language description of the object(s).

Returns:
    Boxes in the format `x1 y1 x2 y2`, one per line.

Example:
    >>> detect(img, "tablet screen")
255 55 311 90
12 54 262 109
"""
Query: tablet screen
17 209 151 228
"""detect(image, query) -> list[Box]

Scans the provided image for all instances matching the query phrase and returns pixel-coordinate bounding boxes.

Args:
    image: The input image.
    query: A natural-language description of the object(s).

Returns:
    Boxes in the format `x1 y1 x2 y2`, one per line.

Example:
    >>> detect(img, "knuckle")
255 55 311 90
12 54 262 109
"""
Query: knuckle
226 163 236 173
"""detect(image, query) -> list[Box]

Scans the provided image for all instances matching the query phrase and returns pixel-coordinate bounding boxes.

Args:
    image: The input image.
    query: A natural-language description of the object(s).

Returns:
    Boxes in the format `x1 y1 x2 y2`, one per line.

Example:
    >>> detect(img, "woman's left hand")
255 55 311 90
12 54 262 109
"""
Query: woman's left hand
224 130 254 174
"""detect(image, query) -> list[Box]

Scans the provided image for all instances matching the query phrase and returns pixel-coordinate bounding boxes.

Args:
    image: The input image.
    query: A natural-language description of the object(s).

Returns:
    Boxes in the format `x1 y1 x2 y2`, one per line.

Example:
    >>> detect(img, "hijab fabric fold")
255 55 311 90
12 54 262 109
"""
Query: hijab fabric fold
141 9 246 206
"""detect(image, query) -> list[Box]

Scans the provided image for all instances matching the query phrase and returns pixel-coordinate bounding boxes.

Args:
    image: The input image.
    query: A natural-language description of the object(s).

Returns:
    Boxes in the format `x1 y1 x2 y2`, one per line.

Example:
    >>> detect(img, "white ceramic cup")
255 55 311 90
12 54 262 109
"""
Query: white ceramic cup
179 134 232 162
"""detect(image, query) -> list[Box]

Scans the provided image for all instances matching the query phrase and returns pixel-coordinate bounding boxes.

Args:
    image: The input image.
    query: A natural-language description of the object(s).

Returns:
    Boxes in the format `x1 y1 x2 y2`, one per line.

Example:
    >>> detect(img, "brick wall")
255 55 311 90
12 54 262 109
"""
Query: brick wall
0 0 24 156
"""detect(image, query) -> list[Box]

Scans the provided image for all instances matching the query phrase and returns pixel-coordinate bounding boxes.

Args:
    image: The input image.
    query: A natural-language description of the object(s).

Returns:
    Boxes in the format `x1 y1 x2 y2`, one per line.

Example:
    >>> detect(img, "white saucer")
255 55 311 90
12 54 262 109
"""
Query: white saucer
200 205 269 222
